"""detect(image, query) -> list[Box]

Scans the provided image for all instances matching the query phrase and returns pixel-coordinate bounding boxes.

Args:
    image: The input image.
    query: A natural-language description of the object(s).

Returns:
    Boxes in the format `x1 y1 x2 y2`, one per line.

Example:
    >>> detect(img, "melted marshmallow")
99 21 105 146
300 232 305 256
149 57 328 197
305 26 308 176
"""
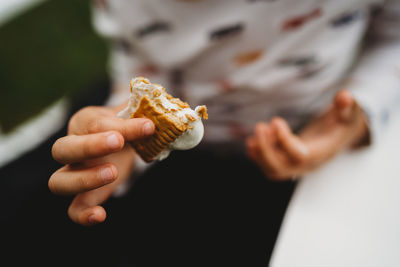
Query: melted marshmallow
118 77 206 161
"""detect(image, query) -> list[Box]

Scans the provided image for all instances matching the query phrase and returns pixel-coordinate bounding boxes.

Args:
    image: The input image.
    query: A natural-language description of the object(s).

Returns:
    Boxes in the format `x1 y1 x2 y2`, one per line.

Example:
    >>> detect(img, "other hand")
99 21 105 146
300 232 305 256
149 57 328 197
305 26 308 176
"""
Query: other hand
246 90 369 180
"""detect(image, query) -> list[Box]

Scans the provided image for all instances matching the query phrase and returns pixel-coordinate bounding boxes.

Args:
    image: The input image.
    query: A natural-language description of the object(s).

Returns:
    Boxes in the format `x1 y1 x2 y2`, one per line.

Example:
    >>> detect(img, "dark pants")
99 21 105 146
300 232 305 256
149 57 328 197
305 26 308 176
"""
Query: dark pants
1 84 295 267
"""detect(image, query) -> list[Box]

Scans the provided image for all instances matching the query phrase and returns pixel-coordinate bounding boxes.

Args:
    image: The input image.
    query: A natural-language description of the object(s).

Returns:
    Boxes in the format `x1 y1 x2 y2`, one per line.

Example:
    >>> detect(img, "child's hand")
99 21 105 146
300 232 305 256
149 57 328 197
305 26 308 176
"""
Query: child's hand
48 104 154 225
246 90 369 180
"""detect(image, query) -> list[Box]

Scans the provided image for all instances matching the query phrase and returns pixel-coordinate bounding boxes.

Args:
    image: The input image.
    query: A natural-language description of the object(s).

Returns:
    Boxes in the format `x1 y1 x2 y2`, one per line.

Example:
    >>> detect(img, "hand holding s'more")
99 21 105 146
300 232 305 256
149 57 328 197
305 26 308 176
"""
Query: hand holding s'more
118 77 208 162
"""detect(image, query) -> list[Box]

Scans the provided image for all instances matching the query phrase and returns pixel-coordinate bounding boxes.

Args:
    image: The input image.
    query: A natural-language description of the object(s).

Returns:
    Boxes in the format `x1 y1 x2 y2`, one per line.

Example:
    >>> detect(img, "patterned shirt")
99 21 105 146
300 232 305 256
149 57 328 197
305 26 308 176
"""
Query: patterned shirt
92 0 400 151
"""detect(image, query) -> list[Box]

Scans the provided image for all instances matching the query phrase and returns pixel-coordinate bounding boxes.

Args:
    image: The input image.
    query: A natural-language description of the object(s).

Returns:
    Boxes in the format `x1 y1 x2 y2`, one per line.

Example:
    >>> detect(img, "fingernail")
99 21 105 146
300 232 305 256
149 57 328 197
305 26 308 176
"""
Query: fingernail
107 133 120 149
143 122 154 135
100 167 115 183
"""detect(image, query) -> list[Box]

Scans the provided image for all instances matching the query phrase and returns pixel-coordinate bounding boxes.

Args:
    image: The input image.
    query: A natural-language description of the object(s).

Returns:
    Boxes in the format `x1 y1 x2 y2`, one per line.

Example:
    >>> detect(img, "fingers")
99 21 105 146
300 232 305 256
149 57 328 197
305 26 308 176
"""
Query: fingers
52 131 124 164
68 192 108 226
254 122 286 174
247 119 312 180
69 204 107 226
67 178 120 225
334 90 355 122
271 117 309 163
48 163 118 195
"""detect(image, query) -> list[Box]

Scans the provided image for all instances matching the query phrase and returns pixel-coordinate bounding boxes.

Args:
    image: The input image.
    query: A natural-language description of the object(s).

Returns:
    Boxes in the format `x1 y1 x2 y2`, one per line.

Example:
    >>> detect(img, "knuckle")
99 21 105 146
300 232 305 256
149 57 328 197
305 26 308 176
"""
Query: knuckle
67 205 77 224
87 118 101 134
76 174 90 191
68 114 78 133
119 124 130 139
77 107 101 134
68 106 95 133
82 139 95 157
52 138 69 163
67 204 84 225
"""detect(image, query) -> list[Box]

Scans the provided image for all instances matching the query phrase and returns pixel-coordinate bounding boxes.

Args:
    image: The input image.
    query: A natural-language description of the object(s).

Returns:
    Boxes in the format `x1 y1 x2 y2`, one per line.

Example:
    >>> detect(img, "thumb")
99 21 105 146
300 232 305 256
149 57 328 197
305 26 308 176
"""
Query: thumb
334 90 355 122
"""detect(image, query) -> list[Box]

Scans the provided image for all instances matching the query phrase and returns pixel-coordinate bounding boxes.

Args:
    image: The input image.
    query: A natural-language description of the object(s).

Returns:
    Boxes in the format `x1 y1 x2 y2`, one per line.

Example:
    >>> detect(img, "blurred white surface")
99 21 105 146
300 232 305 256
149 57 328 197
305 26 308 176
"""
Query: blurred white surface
0 0 46 26
0 0 62 167
0 99 68 167
270 110 400 267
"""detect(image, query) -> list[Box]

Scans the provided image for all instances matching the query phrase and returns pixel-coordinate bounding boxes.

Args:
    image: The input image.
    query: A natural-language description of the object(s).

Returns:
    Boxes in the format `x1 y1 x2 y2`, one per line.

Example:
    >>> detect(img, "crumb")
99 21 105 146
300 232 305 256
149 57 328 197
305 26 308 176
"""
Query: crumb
130 80 134 92
152 89 161 97
140 77 150 84
170 98 190 108
165 93 173 100
197 105 208 119
185 114 196 122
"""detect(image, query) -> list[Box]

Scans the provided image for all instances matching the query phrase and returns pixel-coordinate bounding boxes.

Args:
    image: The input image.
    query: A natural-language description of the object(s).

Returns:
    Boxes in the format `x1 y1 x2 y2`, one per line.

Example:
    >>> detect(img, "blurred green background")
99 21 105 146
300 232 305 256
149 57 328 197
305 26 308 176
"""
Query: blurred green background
0 0 108 133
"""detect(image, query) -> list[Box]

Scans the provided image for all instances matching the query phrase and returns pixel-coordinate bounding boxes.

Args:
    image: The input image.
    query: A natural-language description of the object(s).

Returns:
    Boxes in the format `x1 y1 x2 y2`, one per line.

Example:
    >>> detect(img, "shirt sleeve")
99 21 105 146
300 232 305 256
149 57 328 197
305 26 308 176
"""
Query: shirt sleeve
349 0 400 144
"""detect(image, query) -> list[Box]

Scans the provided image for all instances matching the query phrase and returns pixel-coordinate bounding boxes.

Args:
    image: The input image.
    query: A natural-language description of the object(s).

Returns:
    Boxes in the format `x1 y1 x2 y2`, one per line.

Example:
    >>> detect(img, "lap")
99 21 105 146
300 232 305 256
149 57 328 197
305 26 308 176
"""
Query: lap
104 149 295 266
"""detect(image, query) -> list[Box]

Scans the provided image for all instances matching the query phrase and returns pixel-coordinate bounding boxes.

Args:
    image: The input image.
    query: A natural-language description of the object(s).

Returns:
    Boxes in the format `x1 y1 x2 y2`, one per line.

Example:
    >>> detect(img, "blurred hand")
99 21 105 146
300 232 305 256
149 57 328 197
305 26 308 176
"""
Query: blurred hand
48 104 154 225
246 90 369 180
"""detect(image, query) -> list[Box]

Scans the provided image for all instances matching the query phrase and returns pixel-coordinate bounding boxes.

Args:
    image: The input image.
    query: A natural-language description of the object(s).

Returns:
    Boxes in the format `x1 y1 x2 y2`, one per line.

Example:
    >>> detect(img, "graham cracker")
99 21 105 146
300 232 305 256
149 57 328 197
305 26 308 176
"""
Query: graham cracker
130 96 188 162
